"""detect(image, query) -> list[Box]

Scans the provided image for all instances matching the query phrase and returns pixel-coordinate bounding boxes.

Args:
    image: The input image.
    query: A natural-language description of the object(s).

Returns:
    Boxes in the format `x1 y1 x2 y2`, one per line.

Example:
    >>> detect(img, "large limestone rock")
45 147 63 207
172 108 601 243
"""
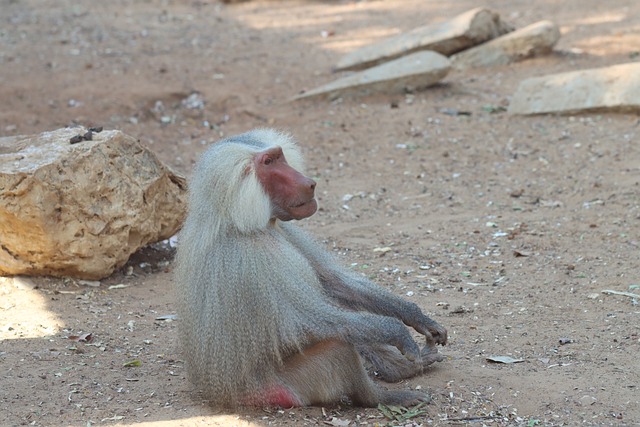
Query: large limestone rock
295 51 451 101
509 62 640 115
452 20 561 70
0 127 187 279
335 8 512 72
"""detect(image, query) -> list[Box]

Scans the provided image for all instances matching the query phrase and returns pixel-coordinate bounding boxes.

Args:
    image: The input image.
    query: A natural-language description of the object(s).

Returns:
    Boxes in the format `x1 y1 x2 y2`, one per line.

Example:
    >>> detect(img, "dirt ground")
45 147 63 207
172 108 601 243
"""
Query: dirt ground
1 0 639 426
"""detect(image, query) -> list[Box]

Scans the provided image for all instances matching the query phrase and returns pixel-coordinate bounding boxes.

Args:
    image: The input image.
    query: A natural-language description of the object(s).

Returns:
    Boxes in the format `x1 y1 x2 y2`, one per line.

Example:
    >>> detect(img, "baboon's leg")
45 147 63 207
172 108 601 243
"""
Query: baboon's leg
275 339 431 407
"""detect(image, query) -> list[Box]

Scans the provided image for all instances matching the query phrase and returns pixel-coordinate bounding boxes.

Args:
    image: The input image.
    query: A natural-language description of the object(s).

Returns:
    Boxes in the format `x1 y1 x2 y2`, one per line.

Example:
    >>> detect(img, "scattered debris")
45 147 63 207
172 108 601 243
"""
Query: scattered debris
101 415 125 422
583 199 605 209
324 417 351 427
68 332 93 342
513 250 532 257
69 126 103 144
78 280 101 287
123 359 142 368
450 305 471 314
438 107 472 116
482 104 508 113
378 403 428 423
486 355 525 364
69 134 83 144
540 200 563 208
493 276 508 286
577 395 597 407
181 92 205 110
601 289 640 299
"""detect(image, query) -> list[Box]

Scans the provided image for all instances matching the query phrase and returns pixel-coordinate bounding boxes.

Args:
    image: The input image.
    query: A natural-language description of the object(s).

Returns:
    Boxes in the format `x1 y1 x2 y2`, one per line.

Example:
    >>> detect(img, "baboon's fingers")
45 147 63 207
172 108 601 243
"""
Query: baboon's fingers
421 344 445 367
415 320 447 346
429 323 448 345
395 335 421 362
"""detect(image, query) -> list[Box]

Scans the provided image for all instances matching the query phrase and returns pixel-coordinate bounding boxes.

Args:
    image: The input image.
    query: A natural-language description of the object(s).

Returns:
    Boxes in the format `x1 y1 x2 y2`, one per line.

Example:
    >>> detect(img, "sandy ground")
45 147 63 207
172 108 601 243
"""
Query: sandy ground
1 1 639 426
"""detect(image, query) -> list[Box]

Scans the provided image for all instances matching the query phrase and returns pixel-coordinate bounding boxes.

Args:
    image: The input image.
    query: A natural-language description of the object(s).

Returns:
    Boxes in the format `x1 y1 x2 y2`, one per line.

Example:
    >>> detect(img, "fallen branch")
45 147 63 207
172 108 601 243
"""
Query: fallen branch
443 415 498 423
601 289 640 299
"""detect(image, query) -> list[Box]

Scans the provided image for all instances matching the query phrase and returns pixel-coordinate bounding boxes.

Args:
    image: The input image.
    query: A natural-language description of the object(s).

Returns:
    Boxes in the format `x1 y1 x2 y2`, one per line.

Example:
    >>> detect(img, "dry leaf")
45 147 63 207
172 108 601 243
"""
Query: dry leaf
68 332 93 343
486 355 524 364
324 417 350 427
514 250 532 257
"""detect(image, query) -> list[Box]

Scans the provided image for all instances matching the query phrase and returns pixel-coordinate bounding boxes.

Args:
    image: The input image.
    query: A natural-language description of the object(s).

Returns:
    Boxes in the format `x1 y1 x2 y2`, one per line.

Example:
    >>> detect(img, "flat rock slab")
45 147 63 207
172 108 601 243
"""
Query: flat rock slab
295 51 450 101
509 62 640 115
452 20 560 70
335 7 512 72
0 127 187 279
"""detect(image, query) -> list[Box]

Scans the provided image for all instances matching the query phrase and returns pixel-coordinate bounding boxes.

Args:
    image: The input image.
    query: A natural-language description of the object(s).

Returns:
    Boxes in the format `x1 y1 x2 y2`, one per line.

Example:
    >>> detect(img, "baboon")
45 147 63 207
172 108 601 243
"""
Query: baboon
175 129 447 408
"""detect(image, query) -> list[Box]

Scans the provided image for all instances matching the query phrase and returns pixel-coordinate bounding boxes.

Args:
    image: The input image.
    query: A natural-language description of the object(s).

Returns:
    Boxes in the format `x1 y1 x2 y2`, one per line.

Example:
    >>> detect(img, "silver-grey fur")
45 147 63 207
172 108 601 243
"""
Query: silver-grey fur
175 129 447 407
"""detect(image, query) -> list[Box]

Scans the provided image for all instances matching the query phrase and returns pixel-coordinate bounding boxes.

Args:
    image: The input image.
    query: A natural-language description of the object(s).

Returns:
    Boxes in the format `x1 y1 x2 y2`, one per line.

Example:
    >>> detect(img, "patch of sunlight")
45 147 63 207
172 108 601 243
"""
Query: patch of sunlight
233 1 423 53
235 1 395 31
573 32 640 56
568 12 626 26
112 415 263 427
0 276 64 339
237 10 347 31
305 27 401 54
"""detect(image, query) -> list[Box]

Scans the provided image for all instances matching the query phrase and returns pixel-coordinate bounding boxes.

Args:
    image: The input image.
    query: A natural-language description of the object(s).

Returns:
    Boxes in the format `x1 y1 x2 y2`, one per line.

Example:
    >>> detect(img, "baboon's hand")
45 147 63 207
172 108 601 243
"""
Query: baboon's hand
416 316 447 346
404 307 447 346
415 318 447 346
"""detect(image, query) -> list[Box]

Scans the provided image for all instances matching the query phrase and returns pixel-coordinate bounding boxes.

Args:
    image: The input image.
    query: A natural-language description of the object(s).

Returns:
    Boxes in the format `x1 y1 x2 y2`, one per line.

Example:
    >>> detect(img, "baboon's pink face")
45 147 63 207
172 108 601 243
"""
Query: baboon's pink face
254 146 317 221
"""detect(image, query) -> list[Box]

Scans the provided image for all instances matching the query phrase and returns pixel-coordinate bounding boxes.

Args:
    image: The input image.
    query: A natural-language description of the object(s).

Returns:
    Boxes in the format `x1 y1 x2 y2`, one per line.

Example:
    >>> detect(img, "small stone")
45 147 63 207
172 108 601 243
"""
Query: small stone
181 92 205 110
